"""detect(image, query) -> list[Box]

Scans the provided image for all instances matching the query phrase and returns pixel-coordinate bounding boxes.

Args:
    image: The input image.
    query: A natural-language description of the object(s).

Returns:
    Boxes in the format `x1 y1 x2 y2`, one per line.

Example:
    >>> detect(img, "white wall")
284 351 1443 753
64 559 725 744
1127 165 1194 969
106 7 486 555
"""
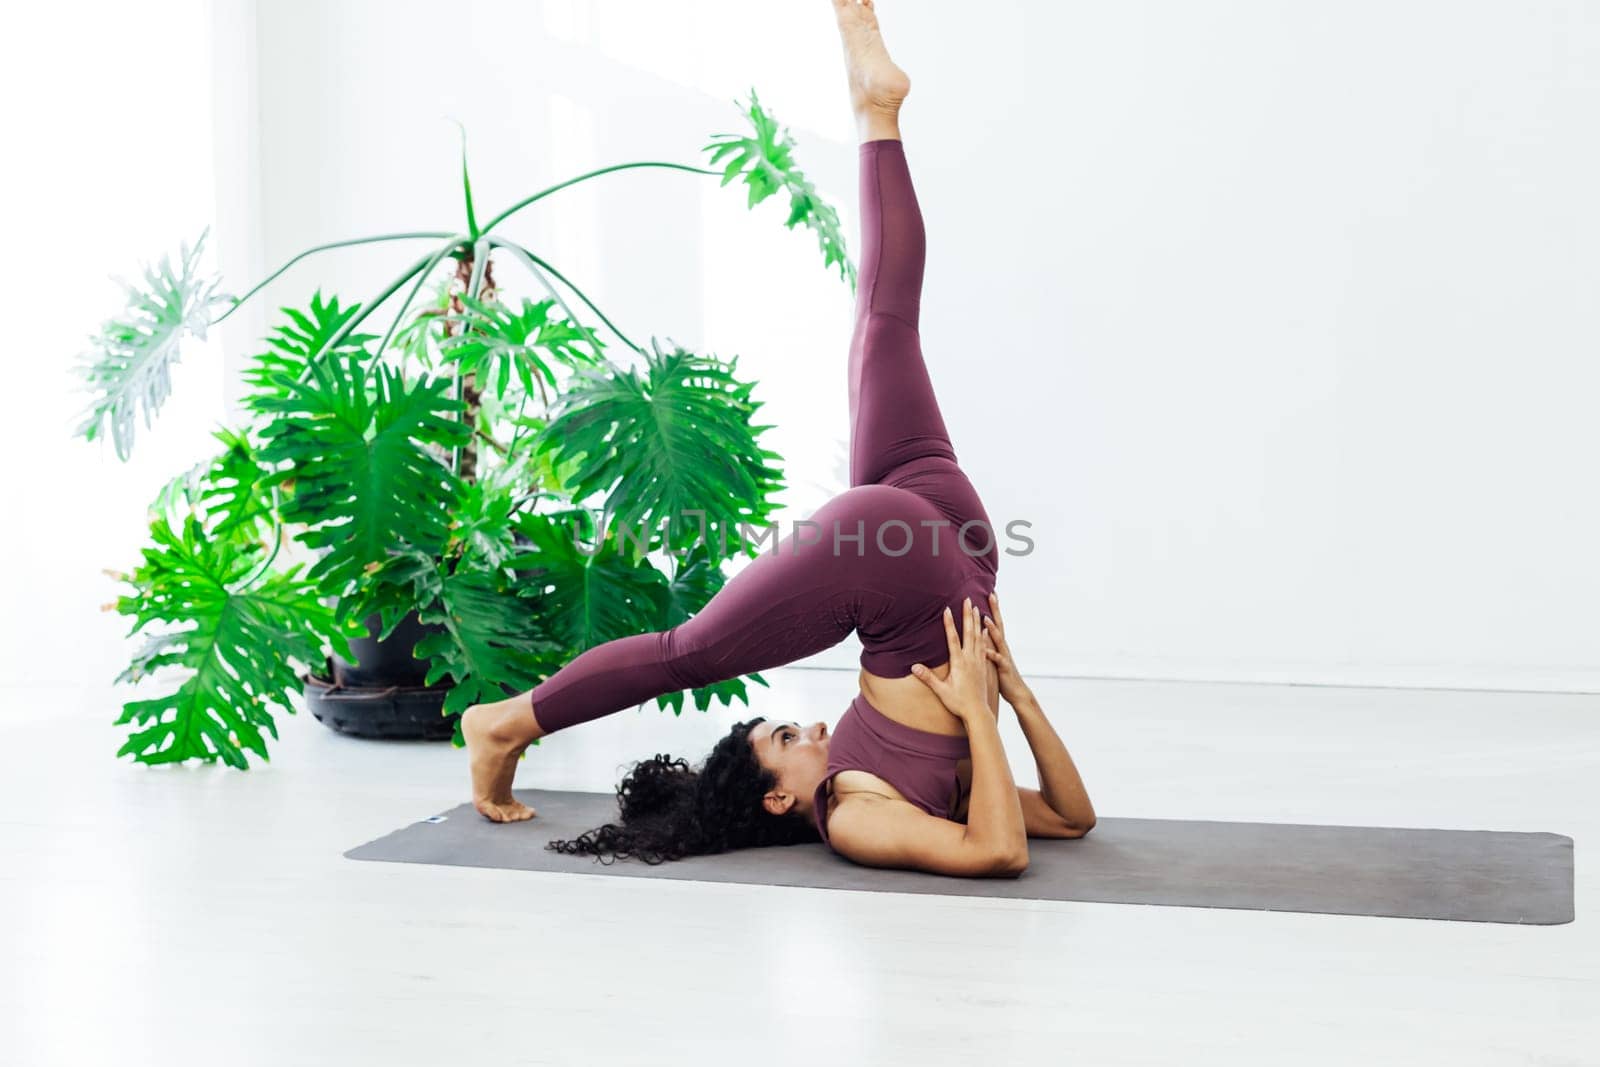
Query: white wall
0 0 223 713
233 0 1598 694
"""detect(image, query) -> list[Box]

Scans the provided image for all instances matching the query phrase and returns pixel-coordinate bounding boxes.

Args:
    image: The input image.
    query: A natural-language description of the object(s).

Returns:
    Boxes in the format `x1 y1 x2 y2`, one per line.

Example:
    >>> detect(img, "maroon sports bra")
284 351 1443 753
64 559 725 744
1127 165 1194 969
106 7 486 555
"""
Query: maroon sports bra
812 689 971 849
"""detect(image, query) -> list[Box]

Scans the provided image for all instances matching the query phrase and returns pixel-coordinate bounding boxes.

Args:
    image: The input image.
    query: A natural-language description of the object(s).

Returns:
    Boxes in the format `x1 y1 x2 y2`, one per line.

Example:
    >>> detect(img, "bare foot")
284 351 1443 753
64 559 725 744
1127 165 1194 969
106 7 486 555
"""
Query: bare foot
832 0 911 119
463 703 536 823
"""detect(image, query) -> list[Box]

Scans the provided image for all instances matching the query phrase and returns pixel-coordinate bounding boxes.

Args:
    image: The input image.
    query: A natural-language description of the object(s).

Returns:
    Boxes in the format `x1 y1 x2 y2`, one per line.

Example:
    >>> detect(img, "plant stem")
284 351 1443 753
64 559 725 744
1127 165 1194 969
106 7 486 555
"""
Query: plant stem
376 238 470 358
480 161 719 234
375 237 471 359
487 237 609 355
490 237 641 355
453 374 465 478
313 242 468 373
231 483 286 592
474 426 508 456
211 232 455 325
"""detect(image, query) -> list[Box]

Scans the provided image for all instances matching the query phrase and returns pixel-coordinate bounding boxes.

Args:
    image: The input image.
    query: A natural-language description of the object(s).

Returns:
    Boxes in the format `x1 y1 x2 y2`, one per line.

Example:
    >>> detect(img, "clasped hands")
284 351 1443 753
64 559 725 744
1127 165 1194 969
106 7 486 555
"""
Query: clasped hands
909 591 1031 721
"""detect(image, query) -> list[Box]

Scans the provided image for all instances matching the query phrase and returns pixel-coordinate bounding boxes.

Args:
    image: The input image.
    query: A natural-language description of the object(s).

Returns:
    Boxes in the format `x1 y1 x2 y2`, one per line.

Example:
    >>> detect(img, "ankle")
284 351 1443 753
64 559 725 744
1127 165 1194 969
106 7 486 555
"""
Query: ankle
487 697 542 747
857 106 902 143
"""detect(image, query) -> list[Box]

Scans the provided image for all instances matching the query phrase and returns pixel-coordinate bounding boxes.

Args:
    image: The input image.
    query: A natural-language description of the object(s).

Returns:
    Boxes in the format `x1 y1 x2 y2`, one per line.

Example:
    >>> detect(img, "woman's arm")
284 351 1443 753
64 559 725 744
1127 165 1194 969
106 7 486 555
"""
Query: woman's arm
827 793 1026 877
958 703 1028 861
908 599 1028 868
981 592 1096 832
1011 691 1096 831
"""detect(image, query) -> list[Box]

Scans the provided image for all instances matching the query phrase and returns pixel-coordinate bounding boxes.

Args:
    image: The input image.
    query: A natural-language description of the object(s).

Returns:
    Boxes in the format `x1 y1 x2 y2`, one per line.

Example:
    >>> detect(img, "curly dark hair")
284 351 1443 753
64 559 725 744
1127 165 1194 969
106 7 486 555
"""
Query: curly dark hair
545 716 821 864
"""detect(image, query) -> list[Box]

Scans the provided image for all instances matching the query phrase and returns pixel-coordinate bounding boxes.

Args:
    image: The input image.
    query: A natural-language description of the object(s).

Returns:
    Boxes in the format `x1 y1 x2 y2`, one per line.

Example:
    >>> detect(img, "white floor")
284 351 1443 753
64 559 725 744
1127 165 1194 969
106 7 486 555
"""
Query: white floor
1 669 1594 1067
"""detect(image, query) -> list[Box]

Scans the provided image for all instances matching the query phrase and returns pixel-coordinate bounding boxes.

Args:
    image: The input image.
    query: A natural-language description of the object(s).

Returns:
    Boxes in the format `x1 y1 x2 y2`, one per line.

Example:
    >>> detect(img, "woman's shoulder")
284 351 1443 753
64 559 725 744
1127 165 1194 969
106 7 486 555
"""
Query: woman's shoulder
826 770 921 830
830 768 912 804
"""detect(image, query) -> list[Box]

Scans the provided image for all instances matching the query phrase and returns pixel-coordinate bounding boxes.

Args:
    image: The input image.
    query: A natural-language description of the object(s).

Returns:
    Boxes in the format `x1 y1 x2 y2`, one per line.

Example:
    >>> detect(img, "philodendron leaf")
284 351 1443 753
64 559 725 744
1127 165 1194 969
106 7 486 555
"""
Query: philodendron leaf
506 511 765 718
661 539 723 629
704 89 856 289
506 509 672 653
195 426 278 544
255 357 470 597
110 512 348 768
73 227 233 460
353 549 565 740
439 293 604 405
144 425 280 599
533 339 786 568
447 479 520 570
389 274 455 369
455 118 480 238
414 565 566 725
241 290 379 415
652 672 771 718
346 549 444 644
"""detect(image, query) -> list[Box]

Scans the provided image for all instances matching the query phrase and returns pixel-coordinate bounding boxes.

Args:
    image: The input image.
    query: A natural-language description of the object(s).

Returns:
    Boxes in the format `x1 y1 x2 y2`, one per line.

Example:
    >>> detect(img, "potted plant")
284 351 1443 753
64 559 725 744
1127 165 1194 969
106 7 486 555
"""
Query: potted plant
76 90 854 767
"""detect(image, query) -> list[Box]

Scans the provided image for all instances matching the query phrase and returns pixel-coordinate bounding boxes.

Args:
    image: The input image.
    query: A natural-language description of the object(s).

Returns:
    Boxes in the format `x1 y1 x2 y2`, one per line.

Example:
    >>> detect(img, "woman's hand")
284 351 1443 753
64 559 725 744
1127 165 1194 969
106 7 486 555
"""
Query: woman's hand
909 597 991 722
980 591 1033 708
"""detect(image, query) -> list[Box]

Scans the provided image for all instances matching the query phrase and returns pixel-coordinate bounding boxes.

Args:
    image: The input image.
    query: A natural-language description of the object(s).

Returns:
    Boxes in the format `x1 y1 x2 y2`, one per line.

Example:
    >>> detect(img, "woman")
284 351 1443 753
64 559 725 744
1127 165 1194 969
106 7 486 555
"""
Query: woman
462 0 1095 876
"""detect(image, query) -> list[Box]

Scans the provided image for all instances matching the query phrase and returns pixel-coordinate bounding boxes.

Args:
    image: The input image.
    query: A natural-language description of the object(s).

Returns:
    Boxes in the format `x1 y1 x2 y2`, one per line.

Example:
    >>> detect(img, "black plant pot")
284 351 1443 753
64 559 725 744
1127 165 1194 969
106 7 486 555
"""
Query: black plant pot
333 609 442 688
304 610 455 741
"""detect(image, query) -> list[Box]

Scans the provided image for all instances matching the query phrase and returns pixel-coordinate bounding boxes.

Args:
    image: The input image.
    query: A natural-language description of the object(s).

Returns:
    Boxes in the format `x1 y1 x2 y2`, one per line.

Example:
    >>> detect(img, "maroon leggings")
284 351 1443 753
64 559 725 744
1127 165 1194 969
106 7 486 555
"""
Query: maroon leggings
529 139 999 735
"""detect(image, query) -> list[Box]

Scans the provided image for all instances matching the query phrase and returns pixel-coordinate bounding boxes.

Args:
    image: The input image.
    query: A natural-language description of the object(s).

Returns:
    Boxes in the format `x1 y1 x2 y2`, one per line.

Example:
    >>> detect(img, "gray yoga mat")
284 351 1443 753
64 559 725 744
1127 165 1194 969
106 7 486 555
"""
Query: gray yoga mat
345 788 1574 925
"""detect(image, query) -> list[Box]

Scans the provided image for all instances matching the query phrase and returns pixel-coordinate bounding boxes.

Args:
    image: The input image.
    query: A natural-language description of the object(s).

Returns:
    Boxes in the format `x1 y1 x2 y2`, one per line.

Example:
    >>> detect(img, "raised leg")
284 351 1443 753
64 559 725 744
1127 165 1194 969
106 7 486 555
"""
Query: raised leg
834 1 959 489
834 3 996 568
848 140 960 488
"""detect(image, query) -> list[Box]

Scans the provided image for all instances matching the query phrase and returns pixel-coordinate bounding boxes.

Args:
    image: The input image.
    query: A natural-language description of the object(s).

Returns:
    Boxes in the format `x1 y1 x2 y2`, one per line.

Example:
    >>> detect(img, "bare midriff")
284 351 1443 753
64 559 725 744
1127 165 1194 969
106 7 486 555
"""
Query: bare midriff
824 659 998 823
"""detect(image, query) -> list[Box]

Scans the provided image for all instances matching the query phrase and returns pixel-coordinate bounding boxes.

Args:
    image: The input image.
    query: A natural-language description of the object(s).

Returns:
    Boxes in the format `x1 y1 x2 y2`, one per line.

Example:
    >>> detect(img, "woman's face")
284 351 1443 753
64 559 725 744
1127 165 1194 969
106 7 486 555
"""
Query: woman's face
750 717 830 818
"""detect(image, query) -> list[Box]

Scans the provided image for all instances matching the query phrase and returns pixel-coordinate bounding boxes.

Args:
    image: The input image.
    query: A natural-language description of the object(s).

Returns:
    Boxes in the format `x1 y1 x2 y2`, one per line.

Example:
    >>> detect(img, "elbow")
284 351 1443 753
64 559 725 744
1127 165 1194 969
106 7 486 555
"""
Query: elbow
989 846 1030 878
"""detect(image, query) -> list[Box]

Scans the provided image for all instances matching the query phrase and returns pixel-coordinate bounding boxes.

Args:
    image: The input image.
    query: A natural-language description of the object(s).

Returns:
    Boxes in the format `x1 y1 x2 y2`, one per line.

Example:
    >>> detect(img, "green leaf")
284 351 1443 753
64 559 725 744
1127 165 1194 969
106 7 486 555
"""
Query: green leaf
255 358 470 597
414 566 565 721
512 508 675 652
343 552 427 643
447 479 519 570
533 339 786 567
145 426 278 550
241 290 379 416
389 275 455 369
73 227 232 460
455 119 480 239
704 89 856 290
110 512 343 768
438 293 604 405
196 426 278 543
661 538 724 629
505 512 768 719
505 509 673 652
355 550 565 736
651 671 770 717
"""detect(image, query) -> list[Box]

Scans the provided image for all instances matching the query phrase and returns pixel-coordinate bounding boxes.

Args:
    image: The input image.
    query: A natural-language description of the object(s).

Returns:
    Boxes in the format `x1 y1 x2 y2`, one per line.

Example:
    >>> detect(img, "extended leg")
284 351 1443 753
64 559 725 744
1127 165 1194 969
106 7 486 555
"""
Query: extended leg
521 537 860 736
835 1 959 488
834 3 996 570
462 491 876 821
848 141 959 487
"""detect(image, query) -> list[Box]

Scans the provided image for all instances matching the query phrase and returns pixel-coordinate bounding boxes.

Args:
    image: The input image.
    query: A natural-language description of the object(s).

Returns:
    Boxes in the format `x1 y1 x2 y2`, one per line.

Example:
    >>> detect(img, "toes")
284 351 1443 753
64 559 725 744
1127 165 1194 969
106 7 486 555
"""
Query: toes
476 798 536 823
